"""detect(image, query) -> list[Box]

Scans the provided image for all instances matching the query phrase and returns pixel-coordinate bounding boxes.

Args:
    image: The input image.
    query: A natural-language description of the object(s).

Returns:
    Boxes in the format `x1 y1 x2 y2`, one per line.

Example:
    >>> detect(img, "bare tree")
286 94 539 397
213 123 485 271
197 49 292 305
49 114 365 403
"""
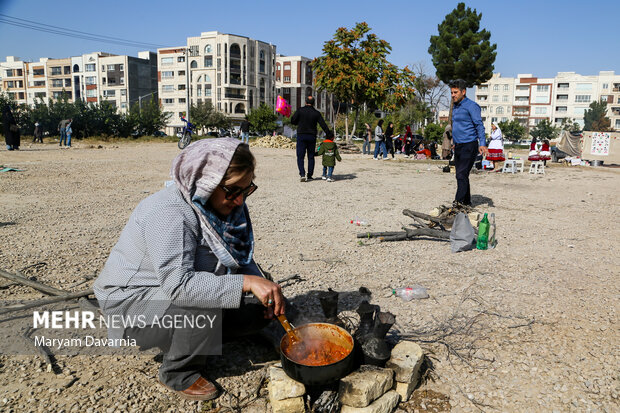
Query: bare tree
410 62 450 122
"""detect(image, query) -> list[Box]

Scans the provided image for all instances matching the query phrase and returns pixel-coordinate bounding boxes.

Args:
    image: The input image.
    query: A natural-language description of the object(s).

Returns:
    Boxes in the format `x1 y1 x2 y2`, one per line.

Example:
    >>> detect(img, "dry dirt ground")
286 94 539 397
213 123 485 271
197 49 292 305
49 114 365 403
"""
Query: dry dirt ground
0 140 618 413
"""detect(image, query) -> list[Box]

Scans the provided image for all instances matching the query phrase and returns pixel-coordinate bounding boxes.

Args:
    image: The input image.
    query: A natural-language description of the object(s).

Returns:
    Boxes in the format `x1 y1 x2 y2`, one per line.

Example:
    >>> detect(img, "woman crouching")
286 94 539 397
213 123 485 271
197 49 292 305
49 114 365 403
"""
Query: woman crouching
94 138 284 401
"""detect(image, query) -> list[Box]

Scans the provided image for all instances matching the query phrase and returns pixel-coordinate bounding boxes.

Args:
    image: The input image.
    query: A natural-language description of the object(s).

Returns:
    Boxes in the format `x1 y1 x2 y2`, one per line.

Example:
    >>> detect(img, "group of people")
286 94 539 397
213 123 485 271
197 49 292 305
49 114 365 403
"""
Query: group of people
58 118 73 147
2 103 74 150
363 120 438 161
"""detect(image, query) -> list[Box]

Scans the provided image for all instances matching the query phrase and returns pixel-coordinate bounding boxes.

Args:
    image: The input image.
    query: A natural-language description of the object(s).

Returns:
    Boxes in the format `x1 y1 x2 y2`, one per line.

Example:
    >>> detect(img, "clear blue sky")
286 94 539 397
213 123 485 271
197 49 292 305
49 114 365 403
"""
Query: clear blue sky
0 0 617 79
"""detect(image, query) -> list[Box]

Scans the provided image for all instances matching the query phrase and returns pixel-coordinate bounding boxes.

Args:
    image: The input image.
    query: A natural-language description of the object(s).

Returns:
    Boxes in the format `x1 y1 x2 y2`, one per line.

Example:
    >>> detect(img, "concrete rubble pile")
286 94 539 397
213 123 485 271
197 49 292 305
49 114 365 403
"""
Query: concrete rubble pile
267 340 425 413
251 135 297 149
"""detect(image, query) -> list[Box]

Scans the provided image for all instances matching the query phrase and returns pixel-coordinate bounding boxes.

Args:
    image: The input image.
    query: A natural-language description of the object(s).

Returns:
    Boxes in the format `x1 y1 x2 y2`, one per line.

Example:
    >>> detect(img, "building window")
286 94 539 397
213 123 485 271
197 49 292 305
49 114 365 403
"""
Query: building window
493 84 499 91
534 107 547 114
284 76 290 82
536 85 549 92
161 71 174 78
189 45 199 57
51 79 63 87
102 65 106 72
178 56 186 63
190 60 198 69
162 85 174 93
283 87 290 94
492 95 499 102
496 106 504 114
64 66 71 74
161 57 174 65
121 102 127 109
602 83 609 89
179 98 186 103
85 64 96 72
51 66 62 75
32 68 45 76
86 89 97 97
556 106 567 113
284 64 291 70
204 56 213 67
503 84 509 91
120 77 124 85
259 51 265 73
205 44 212 54
501 117 507 122
103 90 116 97
85 76 96 85
34 92 46 99
575 95 591 103
502 95 508 102
575 83 593 91
178 84 186 91
64 78 71 87
205 84 212 96
121 89 126 96
33 80 46 87
163 98 174 104
178 70 186 76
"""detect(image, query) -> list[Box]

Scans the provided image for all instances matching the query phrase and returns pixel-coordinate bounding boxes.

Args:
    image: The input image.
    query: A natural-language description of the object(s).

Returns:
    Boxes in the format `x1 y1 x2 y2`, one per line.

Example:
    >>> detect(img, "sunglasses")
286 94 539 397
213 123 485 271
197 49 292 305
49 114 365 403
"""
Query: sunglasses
219 181 257 200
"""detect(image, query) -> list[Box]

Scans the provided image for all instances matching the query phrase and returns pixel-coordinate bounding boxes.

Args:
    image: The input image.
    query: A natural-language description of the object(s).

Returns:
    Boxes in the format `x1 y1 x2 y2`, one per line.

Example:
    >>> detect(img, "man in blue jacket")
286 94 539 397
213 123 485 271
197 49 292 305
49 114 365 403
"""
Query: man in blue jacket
449 79 488 206
291 96 332 182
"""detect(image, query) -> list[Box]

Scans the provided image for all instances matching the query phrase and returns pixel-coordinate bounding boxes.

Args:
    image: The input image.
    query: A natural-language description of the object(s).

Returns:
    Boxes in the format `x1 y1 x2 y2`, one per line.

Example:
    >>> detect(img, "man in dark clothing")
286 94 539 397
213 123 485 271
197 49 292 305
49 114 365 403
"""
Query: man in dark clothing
239 117 252 144
3 105 20 150
449 79 488 206
290 96 332 182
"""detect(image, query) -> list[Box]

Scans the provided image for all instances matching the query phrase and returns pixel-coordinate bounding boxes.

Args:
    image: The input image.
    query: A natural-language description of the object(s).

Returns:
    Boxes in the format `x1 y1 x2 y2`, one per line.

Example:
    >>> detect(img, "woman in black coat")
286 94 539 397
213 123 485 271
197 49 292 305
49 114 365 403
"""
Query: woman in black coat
3 105 20 150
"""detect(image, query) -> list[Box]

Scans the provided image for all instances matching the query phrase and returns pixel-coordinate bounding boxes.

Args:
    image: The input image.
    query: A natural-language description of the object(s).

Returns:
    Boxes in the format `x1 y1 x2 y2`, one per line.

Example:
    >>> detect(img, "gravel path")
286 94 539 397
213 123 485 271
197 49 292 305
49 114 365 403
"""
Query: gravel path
0 141 618 412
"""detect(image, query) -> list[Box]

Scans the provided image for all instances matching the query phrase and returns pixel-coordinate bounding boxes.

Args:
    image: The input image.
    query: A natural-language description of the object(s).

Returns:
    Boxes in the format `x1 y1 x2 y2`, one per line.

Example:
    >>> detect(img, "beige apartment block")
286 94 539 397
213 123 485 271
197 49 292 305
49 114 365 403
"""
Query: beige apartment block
1 52 157 114
0 56 28 105
475 71 620 134
158 31 277 135
275 54 333 123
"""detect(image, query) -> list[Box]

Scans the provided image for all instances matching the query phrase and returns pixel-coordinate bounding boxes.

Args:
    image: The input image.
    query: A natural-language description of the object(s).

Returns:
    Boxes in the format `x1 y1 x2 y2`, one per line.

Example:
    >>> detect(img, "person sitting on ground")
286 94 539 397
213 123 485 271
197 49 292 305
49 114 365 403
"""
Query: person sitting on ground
415 143 432 160
94 138 286 401
318 135 342 182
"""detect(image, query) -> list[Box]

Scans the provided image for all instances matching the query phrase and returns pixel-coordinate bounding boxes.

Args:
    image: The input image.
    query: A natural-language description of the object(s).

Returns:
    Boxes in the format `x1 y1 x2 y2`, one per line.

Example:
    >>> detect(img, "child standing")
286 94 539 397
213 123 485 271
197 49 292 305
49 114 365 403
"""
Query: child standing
318 136 342 182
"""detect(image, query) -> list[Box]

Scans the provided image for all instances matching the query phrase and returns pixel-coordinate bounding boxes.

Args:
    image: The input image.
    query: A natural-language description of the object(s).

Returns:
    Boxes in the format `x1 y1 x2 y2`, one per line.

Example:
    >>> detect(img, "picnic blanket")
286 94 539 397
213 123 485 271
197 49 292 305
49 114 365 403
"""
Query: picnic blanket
0 165 24 172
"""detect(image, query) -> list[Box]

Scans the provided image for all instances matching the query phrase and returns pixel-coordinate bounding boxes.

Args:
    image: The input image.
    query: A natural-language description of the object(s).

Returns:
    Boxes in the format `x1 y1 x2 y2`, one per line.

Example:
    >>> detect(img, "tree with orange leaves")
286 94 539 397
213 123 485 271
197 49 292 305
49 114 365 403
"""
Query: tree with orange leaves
313 22 416 143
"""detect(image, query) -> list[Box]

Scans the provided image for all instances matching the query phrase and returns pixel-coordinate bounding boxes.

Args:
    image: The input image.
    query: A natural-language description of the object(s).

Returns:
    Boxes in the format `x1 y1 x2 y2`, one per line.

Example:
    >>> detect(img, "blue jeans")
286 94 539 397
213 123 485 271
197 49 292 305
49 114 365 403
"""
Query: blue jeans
362 139 371 154
322 166 334 178
296 134 317 178
373 140 387 159
66 132 72 147
59 128 67 146
241 132 249 144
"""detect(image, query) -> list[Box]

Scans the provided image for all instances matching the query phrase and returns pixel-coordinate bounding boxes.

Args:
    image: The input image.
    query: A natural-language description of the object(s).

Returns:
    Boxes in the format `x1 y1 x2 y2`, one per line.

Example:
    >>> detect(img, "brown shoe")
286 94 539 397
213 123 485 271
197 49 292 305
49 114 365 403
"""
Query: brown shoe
161 376 219 401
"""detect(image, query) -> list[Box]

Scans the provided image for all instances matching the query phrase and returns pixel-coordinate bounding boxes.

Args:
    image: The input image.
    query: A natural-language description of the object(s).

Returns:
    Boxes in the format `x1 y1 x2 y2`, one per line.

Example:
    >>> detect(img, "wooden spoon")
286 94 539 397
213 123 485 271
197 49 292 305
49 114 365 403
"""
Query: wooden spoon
277 314 301 343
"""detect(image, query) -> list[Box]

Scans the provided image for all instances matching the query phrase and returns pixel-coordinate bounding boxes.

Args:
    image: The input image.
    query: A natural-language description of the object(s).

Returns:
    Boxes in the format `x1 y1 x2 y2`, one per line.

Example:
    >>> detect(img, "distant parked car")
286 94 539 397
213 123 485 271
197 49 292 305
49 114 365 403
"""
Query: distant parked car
550 146 569 162
207 131 219 138
152 130 166 137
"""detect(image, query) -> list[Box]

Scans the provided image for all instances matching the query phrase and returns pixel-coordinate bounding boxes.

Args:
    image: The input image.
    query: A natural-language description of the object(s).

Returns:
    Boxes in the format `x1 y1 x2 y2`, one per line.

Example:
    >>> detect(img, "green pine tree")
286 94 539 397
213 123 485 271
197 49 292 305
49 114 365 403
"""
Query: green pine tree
583 99 611 132
428 3 497 88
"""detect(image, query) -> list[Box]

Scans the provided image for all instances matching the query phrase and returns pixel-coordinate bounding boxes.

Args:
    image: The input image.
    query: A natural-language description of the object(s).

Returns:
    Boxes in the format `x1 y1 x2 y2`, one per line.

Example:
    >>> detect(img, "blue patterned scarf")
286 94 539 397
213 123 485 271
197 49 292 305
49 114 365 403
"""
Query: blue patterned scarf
192 197 254 268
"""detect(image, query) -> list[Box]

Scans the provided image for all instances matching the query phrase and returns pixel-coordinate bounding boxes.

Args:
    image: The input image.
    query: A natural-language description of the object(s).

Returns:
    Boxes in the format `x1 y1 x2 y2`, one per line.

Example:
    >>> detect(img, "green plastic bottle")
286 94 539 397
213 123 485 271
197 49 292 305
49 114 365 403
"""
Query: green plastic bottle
476 213 489 250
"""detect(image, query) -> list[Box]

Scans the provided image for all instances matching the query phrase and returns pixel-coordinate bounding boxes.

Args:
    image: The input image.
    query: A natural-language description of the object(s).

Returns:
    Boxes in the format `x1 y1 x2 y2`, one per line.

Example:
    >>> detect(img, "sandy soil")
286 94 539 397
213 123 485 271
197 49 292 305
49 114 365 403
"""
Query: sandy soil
0 140 618 412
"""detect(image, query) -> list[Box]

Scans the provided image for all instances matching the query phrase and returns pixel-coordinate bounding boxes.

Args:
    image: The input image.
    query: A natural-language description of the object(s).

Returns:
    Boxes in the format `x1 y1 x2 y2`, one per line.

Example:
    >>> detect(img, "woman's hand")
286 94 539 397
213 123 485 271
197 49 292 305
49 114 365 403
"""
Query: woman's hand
243 275 285 316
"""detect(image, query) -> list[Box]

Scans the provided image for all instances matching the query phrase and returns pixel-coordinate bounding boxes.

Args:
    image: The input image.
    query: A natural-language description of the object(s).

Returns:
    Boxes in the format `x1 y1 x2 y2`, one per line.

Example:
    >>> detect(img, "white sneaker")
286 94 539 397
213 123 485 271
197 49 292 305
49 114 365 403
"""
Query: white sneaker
326 178 334 182
373 157 379 160
300 176 307 182
321 176 327 180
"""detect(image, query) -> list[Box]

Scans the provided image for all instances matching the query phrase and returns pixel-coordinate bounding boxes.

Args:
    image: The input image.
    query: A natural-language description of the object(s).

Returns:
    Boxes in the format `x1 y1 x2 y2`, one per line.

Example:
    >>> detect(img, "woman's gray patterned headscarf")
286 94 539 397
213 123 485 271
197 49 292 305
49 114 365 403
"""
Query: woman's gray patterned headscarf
171 138 254 271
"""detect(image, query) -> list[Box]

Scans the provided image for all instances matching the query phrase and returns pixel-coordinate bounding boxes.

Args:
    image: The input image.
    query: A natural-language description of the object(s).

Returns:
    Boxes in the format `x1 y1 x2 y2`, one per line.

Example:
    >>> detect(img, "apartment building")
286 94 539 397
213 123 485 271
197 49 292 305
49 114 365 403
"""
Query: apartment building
475 71 620 133
158 31 277 135
275 55 333 123
0 52 157 112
